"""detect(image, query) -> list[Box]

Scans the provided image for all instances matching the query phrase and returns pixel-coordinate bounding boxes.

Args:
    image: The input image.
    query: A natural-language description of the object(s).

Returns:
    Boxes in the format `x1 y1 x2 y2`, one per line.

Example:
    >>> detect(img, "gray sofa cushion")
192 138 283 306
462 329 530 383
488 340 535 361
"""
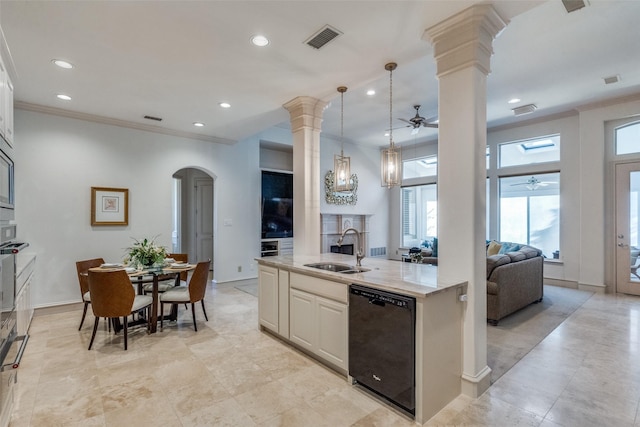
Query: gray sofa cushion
487 254 511 278
519 245 542 258
508 251 527 262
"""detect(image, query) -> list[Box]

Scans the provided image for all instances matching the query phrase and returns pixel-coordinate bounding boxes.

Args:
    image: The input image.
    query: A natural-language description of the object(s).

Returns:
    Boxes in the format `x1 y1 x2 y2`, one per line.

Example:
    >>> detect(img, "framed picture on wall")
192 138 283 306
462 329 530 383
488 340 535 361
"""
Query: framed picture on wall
91 187 129 226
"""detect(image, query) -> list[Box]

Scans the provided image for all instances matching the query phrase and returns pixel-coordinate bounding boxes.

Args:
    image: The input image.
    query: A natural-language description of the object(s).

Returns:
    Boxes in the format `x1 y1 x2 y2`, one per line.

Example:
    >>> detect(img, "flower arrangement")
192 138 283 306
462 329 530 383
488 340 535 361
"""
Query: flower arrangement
126 236 167 268
409 252 423 263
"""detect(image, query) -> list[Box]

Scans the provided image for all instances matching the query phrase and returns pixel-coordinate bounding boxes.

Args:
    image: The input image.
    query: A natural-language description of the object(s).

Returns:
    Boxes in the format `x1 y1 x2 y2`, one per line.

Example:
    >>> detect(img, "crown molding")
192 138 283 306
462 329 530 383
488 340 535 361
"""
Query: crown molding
14 101 237 145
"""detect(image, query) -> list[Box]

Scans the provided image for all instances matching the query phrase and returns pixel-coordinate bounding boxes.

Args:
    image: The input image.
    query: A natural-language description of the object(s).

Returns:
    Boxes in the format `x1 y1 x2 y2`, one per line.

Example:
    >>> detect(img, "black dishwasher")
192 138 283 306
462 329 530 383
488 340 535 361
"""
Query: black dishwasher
349 284 416 415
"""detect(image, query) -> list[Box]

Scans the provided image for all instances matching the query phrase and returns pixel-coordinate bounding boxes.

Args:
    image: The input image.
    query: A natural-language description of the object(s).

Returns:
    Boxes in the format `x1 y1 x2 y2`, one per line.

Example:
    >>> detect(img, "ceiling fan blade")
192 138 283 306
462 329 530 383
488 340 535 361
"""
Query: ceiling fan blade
398 118 414 125
422 123 439 129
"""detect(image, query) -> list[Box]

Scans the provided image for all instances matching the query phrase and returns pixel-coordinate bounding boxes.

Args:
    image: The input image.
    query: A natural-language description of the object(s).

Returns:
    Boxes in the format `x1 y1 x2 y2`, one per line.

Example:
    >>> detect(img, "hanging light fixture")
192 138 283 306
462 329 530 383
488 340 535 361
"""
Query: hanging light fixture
381 62 401 188
334 86 352 192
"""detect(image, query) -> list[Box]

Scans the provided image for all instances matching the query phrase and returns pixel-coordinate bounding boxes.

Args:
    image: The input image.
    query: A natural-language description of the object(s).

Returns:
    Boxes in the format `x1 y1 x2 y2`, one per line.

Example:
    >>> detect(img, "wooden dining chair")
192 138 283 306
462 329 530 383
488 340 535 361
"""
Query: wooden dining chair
88 269 153 350
75 257 105 330
160 260 210 331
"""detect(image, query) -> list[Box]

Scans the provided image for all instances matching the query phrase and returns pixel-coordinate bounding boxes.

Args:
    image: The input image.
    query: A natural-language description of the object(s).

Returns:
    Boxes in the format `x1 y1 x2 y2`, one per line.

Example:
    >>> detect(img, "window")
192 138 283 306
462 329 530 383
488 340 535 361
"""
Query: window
401 184 437 247
616 121 640 155
499 173 559 258
499 135 560 168
403 155 437 180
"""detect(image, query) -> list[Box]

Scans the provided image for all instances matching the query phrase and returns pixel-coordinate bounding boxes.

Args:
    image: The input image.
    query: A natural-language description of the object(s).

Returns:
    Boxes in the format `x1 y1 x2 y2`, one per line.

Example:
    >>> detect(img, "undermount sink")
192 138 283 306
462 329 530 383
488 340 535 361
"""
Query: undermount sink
304 262 370 274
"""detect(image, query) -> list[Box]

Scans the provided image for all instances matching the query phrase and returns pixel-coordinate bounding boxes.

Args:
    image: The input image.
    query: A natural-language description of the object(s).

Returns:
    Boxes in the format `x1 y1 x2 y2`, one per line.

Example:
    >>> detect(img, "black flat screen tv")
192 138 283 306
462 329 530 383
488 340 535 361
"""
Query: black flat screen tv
261 171 293 238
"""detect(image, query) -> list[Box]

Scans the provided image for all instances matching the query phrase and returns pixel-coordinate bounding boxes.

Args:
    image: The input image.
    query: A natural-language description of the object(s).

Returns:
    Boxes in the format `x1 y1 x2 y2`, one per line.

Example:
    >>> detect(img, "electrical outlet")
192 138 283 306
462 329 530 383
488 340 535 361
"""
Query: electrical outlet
237 265 242 273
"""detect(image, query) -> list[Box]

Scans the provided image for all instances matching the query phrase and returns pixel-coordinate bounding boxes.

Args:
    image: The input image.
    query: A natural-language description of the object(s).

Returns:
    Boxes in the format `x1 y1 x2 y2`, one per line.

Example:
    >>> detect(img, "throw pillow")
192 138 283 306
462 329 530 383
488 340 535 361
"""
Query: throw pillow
498 242 521 254
431 237 438 257
487 240 502 256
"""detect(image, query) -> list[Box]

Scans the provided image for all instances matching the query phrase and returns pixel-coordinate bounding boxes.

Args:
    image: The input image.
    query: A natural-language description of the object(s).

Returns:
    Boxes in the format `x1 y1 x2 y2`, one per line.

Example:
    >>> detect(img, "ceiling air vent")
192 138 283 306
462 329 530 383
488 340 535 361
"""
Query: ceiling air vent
562 0 588 13
143 115 163 122
603 75 620 85
512 104 537 116
305 25 342 50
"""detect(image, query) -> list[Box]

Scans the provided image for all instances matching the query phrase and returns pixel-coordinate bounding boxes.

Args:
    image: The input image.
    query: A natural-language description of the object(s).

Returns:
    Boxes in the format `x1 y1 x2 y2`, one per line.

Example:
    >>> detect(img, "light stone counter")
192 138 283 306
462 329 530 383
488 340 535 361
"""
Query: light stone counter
256 252 466 298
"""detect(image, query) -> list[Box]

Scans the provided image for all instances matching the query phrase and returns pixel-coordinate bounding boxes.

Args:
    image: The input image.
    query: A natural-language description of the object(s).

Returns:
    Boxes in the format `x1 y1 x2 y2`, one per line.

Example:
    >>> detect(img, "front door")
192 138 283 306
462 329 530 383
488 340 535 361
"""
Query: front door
615 162 640 296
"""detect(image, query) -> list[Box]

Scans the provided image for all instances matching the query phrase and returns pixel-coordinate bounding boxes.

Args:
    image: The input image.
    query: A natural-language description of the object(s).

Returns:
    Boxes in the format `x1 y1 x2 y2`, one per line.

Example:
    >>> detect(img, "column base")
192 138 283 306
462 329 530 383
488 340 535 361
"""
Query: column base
461 365 492 398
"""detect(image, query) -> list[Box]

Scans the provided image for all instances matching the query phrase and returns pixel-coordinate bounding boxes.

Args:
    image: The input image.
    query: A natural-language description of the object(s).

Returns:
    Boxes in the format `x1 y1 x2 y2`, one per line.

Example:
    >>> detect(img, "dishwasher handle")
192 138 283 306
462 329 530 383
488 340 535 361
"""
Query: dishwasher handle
350 284 415 310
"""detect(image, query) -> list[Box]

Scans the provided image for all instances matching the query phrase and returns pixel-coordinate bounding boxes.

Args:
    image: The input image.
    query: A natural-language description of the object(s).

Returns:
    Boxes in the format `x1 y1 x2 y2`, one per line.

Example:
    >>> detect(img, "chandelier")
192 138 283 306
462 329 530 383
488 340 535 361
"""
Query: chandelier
381 62 401 188
333 86 352 192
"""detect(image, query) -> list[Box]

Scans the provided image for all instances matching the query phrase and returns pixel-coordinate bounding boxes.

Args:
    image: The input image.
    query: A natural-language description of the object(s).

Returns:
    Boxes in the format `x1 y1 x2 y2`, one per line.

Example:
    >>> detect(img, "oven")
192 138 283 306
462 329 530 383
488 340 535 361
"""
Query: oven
0 147 14 223
0 224 29 426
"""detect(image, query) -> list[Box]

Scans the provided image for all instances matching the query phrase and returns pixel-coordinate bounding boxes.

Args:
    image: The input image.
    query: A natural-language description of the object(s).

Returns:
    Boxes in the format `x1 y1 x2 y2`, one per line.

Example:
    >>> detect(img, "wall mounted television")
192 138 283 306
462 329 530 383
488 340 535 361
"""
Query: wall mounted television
261 171 293 239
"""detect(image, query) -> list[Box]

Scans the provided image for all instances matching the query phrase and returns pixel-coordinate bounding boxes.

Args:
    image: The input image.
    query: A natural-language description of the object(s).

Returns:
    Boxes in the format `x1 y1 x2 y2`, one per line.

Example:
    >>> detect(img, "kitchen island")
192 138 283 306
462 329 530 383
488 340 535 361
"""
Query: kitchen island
256 253 467 424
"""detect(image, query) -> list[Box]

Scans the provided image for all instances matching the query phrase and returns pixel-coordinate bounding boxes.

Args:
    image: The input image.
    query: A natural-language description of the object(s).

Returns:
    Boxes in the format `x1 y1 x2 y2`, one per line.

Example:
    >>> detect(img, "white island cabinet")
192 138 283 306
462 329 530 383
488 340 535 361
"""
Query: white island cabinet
258 265 289 338
256 253 467 425
289 272 348 371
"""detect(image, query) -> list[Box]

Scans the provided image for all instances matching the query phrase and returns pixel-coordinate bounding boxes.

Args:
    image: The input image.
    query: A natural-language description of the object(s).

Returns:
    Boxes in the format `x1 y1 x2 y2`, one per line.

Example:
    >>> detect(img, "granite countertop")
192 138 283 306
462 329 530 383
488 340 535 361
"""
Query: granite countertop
256 253 466 299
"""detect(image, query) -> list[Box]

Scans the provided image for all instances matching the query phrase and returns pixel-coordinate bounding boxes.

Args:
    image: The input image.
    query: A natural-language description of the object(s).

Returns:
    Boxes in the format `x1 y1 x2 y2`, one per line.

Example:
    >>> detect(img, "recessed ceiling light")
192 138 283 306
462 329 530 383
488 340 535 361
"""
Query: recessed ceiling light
508 98 521 104
251 35 269 47
366 89 376 96
219 102 231 109
52 59 74 69
193 122 205 127
56 94 72 101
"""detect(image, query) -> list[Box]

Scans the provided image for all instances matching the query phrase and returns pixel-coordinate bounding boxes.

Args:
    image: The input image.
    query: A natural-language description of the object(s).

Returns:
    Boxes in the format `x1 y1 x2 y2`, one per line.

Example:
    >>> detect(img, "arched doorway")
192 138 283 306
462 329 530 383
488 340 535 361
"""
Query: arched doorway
172 168 214 271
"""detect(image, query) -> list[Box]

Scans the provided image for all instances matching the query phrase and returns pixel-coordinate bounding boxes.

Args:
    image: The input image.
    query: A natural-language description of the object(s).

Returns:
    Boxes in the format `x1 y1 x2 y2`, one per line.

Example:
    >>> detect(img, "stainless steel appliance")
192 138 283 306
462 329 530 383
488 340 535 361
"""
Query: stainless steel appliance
0 146 14 223
349 284 416 415
0 224 29 426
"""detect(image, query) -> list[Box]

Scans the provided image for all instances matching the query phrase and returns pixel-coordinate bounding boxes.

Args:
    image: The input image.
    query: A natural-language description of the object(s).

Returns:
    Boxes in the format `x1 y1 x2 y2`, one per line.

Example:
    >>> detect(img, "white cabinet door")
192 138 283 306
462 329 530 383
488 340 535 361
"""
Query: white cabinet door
290 287 348 370
289 288 315 352
316 296 348 370
258 265 279 333
0 58 5 140
277 269 289 338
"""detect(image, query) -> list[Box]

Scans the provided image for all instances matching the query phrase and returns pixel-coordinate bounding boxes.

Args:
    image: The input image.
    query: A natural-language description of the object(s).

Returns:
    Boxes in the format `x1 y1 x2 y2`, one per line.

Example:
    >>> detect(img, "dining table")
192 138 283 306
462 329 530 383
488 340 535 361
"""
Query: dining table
86 263 196 333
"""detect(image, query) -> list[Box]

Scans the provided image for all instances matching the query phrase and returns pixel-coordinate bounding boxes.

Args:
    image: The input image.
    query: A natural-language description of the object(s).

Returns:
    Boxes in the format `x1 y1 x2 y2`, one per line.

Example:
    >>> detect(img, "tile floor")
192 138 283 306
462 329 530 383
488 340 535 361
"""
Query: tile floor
8 280 640 426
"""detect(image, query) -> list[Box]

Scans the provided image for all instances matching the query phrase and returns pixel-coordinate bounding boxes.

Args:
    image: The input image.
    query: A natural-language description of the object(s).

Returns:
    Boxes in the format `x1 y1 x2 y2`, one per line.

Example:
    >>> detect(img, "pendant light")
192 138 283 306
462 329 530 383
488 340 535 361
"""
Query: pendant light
334 86 352 192
381 62 401 188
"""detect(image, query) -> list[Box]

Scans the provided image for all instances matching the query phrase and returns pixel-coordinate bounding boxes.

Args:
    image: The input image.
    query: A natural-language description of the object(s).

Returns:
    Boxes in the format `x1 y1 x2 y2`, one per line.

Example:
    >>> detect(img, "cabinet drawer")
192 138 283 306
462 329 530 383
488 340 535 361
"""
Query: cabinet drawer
290 272 347 303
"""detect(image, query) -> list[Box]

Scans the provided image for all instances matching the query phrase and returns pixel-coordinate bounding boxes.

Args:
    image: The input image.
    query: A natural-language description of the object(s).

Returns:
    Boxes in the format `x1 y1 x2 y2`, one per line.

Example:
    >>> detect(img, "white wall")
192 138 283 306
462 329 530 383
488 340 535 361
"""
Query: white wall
15 109 260 308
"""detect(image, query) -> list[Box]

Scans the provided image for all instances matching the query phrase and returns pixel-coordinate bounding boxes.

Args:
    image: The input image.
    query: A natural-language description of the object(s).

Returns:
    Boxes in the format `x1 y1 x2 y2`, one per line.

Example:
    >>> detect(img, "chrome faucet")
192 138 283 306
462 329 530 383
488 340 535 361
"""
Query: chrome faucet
338 227 364 267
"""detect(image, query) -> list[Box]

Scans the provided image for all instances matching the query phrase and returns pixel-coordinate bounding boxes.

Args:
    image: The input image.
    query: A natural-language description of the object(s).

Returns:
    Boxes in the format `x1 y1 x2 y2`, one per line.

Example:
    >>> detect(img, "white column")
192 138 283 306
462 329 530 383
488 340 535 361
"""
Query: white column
283 96 328 256
424 4 507 398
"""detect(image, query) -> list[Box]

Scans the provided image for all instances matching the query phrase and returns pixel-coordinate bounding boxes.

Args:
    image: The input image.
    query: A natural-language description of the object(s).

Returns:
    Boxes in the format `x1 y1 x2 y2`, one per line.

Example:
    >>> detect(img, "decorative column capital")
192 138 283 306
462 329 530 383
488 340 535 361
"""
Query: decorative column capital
283 96 329 133
423 4 507 77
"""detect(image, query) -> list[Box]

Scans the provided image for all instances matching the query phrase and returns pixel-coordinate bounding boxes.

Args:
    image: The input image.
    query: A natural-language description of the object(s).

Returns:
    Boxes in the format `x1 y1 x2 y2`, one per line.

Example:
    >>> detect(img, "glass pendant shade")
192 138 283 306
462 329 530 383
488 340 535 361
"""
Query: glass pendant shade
333 86 352 192
334 152 351 192
380 146 401 188
381 62 401 188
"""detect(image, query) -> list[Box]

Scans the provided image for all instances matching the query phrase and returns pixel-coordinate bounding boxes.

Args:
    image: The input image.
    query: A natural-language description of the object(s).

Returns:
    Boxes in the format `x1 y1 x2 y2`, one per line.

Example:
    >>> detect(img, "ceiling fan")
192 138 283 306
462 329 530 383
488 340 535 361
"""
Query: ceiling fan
510 176 556 190
398 105 438 135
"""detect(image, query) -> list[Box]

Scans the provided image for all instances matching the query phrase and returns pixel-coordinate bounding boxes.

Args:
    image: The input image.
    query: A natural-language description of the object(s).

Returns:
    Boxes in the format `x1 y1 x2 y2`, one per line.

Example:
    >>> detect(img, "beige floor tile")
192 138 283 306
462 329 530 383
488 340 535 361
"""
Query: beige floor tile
99 375 167 412
164 375 232 417
258 401 331 427
11 281 640 426
103 397 182 427
179 396 257 427
351 407 416 427
234 381 307 424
